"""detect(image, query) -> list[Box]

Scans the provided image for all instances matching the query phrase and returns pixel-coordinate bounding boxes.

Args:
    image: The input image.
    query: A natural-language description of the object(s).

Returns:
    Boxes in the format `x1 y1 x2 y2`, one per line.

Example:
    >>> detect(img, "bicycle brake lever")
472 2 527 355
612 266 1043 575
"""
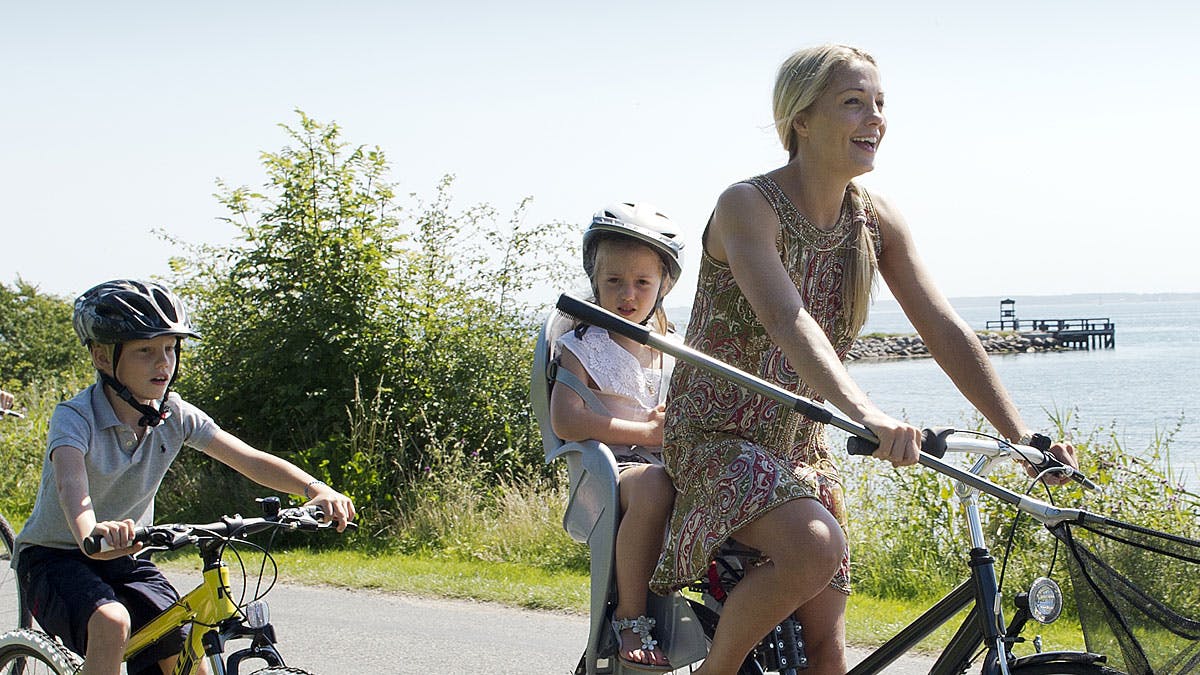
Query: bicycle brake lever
1016 436 1099 492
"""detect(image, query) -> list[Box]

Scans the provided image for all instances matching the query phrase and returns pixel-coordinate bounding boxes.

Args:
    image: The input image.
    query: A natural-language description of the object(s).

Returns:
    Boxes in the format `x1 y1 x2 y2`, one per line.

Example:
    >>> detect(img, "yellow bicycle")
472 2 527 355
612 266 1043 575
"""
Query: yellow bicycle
0 497 350 674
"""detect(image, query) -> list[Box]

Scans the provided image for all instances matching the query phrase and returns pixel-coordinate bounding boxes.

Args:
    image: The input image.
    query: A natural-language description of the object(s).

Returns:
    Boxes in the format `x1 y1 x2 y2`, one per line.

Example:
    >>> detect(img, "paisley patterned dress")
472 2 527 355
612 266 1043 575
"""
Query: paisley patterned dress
650 175 883 595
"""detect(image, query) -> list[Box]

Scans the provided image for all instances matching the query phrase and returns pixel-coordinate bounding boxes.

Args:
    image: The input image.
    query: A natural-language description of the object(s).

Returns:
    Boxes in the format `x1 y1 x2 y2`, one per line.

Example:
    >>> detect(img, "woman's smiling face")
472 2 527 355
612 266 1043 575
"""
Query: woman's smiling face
793 59 887 176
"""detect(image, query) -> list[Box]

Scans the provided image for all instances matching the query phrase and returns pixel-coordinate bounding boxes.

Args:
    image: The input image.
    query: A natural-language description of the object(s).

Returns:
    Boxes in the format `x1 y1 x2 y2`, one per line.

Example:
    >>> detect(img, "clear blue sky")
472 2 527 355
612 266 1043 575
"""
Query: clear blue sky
2 1 1197 304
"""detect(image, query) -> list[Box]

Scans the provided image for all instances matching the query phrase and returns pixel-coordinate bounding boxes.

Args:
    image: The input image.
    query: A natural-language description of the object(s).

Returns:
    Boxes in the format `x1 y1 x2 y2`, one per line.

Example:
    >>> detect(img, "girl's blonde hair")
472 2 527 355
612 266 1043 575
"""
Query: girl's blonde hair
774 44 879 338
587 236 673 335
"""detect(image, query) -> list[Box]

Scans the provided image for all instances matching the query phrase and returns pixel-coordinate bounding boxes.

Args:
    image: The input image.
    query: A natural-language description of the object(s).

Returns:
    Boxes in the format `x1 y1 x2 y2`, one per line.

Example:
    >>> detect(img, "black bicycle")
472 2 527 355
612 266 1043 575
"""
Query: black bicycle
555 293 1200 675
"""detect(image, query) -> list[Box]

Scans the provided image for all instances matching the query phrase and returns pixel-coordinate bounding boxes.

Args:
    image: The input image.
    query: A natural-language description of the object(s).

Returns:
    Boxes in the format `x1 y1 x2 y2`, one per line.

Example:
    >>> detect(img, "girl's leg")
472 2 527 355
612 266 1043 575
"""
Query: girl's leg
693 498 845 675
81 602 130 675
613 464 675 667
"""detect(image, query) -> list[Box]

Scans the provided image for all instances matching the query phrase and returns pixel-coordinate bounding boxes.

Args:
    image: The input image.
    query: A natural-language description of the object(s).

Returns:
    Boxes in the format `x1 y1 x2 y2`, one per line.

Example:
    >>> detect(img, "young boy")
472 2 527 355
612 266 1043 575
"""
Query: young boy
12 279 356 675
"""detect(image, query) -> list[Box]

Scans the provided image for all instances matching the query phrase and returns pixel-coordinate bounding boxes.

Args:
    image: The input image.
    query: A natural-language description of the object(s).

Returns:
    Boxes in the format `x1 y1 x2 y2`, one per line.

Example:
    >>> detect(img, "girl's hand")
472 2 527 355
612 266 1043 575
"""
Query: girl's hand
306 486 357 532
644 404 666 446
86 519 143 559
861 411 922 467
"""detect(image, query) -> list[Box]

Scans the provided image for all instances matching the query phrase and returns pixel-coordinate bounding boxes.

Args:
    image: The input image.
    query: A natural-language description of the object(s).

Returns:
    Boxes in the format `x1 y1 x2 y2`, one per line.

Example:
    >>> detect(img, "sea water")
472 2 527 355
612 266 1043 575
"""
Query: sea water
669 294 1200 487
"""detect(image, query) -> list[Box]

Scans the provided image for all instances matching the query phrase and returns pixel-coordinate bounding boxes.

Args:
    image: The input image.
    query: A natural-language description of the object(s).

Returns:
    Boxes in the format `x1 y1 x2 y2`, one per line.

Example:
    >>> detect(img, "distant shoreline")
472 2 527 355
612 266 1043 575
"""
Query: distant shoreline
846 331 1066 362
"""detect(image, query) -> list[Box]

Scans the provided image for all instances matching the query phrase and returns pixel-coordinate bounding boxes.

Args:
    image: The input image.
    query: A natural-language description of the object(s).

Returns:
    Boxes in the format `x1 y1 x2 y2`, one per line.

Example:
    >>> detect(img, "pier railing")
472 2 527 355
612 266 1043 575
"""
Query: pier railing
984 317 1115 349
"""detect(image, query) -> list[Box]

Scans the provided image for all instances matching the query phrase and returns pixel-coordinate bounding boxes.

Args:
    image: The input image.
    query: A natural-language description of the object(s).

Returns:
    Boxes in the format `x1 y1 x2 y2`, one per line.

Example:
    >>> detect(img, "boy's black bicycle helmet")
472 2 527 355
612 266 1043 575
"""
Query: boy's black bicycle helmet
73 280 199 427
73 279 199 346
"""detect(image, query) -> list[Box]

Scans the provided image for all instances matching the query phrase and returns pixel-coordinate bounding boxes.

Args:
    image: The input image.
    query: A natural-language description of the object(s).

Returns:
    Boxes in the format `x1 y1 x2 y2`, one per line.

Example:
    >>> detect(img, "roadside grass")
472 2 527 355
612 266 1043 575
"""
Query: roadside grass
846 593 1087 656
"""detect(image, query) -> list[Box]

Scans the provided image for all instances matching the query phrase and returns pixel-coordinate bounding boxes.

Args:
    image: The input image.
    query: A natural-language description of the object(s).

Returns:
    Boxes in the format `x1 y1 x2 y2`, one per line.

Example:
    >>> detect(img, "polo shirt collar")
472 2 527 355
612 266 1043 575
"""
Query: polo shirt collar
89 376 126 432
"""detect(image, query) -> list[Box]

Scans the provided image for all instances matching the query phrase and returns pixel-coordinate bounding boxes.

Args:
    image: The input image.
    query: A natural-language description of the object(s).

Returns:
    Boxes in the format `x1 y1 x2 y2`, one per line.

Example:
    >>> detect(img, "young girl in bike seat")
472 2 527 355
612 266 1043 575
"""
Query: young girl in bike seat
550 203 684 672
11 279 356 675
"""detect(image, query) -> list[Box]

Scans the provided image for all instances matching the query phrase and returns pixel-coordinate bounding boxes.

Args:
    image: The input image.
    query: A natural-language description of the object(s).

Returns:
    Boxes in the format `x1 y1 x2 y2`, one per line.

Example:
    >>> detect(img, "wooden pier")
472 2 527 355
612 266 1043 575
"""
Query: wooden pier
984 299 1116 350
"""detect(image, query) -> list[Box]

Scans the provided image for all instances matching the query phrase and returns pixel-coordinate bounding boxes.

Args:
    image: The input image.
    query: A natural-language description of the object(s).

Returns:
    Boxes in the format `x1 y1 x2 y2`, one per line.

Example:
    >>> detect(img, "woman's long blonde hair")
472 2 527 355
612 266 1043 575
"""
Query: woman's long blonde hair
773 44 880 338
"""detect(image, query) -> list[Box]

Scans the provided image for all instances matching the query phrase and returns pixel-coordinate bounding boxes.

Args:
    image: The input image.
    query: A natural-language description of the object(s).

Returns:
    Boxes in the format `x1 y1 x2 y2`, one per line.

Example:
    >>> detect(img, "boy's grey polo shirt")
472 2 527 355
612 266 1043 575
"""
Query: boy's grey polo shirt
13 381 220 564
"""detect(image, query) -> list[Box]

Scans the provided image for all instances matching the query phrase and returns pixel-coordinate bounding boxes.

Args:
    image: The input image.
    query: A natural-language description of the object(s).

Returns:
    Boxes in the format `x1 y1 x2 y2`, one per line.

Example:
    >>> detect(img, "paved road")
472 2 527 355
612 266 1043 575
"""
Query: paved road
166 570 935 674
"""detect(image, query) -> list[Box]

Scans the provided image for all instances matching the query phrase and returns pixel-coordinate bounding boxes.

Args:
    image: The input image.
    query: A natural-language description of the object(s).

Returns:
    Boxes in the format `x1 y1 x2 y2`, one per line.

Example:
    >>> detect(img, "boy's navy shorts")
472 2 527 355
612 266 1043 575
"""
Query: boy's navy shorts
17 545 187 675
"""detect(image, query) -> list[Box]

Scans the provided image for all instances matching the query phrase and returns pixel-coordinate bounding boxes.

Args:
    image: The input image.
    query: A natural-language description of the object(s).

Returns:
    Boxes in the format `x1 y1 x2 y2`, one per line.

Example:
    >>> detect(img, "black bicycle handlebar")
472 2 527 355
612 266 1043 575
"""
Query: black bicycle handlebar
1 408 24 419
83 504 347 555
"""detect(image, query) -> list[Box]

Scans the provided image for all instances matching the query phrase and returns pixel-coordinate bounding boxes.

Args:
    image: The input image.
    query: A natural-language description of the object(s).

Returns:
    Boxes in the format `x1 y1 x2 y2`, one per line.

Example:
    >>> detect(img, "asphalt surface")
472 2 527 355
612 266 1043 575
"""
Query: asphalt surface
164 570 936 674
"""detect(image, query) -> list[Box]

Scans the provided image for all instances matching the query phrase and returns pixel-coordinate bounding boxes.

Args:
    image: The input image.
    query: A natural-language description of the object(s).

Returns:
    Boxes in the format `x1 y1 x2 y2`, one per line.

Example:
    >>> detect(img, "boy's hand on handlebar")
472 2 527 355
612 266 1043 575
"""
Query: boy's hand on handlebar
305 486 356 532
85 519 144 559
862 412 922 467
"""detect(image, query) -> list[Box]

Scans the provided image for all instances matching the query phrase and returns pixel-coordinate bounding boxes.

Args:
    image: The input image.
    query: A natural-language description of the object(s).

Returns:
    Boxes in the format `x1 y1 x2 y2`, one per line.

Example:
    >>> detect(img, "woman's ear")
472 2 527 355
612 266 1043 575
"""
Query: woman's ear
791 113 810 141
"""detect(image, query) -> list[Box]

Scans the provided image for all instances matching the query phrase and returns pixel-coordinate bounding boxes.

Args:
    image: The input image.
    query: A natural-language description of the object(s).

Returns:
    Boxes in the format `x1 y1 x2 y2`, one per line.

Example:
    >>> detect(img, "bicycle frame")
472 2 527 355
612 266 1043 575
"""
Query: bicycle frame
127 540 285 675
850 452 1024 675
554 293 1109 675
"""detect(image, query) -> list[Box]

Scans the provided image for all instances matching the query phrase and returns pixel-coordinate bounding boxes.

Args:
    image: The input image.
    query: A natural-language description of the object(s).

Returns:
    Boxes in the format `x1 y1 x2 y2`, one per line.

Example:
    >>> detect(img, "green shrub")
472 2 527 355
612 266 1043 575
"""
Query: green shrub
162 111 575 533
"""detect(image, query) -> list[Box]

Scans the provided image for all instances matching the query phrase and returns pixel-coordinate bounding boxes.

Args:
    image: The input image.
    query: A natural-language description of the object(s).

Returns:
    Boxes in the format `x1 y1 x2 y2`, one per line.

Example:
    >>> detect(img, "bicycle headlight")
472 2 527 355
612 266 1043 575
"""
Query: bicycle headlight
244 599 271 629
1027 577 1063 624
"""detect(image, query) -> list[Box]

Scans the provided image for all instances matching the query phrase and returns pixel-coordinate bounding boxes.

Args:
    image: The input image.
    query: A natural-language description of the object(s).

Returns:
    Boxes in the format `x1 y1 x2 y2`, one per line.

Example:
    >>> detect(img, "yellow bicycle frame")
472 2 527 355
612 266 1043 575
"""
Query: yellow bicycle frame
124 565 237 675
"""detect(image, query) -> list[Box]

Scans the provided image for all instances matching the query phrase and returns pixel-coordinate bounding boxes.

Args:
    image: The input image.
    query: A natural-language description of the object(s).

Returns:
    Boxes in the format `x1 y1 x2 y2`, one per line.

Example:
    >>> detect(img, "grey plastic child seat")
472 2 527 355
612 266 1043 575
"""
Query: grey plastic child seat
530 309 705 674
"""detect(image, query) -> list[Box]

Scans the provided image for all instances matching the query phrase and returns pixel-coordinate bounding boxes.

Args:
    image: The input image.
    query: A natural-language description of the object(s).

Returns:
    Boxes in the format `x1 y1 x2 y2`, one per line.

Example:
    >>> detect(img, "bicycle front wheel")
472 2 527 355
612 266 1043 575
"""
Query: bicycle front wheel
0 629 83 675
0 513 31 630
1006 662 1126 674
249 668 318 674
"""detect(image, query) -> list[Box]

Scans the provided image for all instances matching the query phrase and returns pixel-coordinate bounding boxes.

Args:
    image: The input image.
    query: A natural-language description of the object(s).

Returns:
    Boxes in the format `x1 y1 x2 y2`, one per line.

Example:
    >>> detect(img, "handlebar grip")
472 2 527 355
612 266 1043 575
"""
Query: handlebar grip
556 294 651 345
83 528 148 555
846 427 955 458
846 436 877 456
82 534 105 555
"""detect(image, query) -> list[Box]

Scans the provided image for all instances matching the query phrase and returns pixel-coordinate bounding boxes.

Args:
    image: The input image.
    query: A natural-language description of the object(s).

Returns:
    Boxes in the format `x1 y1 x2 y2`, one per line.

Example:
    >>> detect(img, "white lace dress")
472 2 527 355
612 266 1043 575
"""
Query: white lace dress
556 326 675 464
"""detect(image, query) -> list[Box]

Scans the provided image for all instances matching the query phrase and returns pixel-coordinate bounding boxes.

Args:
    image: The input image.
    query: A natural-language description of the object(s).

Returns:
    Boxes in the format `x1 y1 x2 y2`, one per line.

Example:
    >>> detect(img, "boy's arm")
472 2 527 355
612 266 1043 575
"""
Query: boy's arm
52 446 141 559
202 430 356 531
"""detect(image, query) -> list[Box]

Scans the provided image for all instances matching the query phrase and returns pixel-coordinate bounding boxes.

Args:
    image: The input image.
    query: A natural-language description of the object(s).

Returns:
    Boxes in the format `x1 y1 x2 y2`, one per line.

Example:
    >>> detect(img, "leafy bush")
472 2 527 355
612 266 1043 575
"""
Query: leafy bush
0 280 89 391
0 282 92 524
162 111 575 532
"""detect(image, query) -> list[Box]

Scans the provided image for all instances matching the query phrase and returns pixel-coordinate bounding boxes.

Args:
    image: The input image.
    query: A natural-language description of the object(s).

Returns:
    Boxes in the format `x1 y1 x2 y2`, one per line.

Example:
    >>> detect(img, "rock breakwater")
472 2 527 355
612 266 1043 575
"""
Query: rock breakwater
846 331 1065 362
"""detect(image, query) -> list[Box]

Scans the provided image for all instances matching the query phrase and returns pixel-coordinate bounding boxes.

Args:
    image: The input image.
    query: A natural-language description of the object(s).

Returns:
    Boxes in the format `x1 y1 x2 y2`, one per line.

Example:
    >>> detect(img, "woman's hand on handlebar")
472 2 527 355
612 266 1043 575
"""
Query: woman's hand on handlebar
305 486 356 532
1021 438 1080 486
84 519 144 559
861 411 922 467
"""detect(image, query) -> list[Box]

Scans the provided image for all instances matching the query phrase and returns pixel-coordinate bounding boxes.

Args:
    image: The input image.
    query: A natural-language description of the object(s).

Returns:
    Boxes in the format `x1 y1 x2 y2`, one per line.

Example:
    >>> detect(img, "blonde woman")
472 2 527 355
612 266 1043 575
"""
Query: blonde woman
651 45 1078 674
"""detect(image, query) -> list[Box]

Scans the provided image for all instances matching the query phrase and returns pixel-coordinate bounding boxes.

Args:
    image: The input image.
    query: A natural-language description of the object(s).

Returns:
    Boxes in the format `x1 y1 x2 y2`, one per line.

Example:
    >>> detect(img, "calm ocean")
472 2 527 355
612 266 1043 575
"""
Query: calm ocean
668 293 1200 487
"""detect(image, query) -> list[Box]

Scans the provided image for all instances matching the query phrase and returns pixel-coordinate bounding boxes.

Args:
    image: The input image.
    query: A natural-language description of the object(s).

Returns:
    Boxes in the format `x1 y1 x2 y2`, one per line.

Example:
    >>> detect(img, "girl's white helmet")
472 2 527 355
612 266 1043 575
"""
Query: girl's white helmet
583 202 684 285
